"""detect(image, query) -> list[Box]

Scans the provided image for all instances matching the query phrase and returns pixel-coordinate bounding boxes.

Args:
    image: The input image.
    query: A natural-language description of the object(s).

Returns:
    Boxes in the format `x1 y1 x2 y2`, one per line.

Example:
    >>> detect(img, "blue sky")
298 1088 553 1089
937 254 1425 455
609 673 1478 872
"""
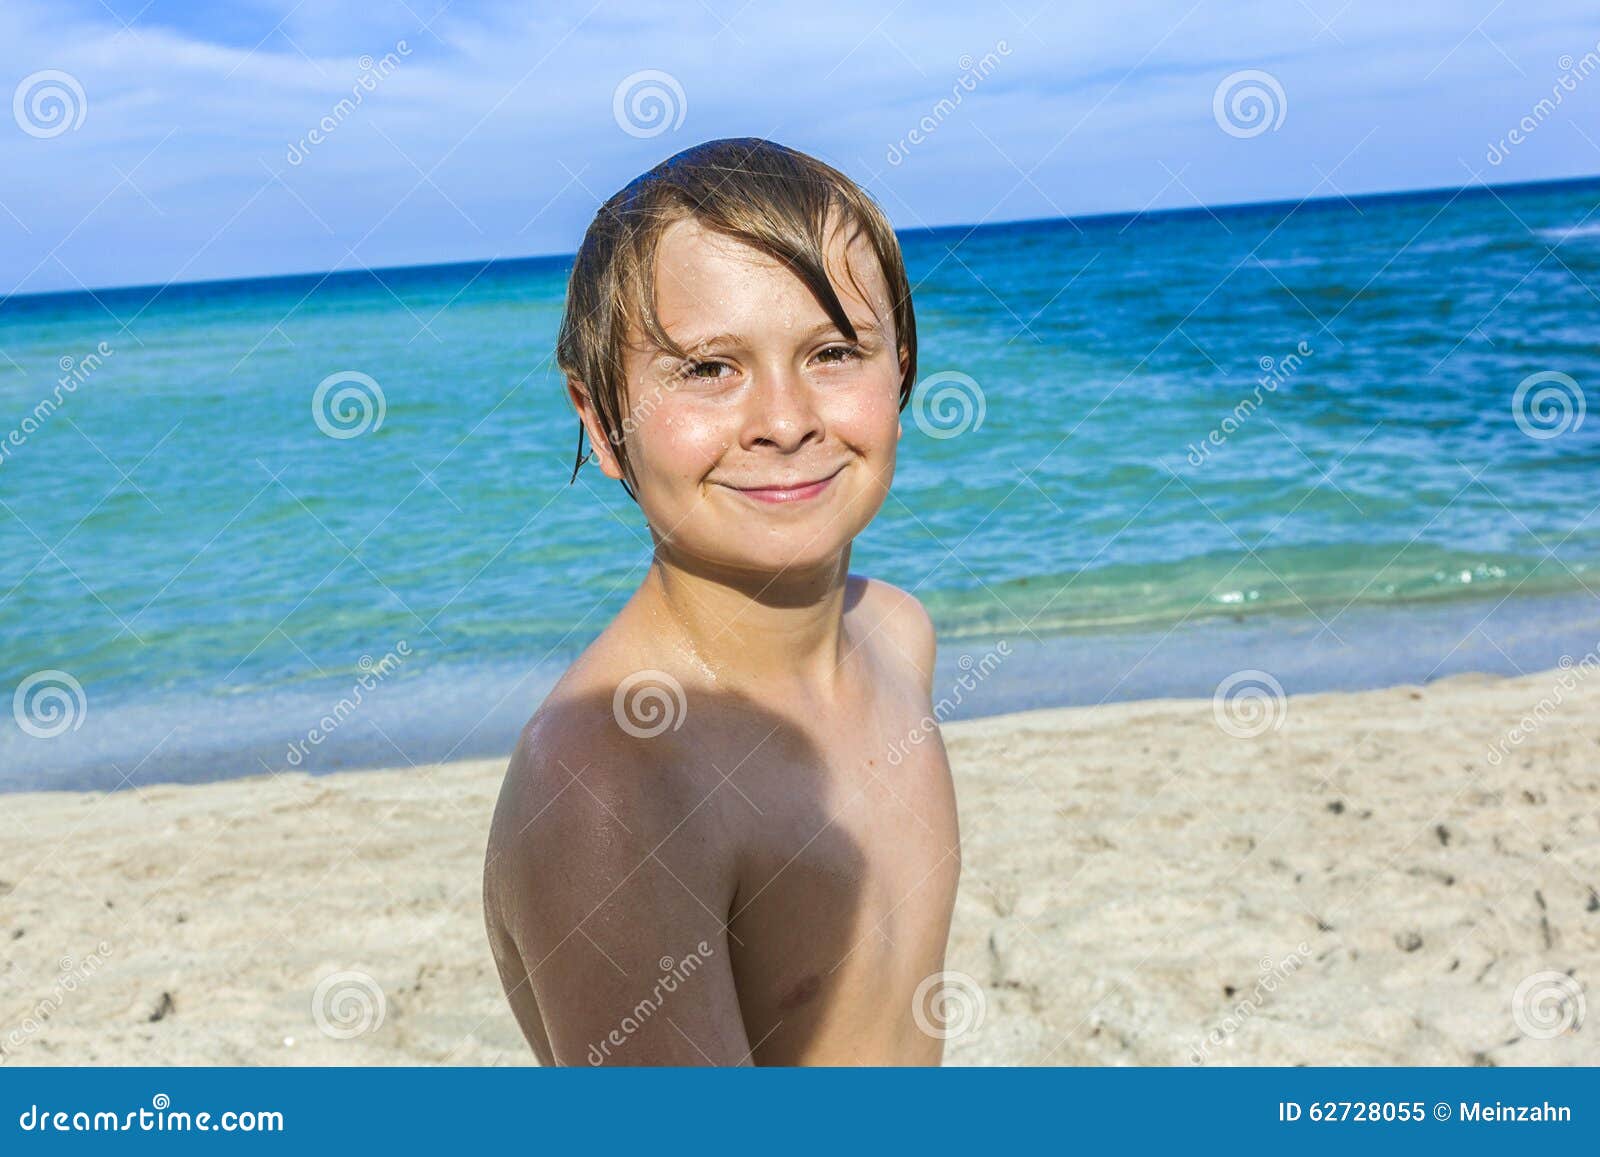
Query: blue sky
1 0 1597 295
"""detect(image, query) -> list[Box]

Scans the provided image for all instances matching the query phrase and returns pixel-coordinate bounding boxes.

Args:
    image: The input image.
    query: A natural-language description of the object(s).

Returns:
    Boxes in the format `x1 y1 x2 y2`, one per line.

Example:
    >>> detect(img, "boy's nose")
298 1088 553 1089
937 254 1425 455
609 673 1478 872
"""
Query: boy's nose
742 365 823 452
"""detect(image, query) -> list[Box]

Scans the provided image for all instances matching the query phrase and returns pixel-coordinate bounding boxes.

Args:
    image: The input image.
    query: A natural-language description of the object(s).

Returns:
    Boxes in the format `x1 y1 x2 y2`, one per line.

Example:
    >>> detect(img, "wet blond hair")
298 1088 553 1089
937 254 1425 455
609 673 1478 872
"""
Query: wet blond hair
556 137 918 502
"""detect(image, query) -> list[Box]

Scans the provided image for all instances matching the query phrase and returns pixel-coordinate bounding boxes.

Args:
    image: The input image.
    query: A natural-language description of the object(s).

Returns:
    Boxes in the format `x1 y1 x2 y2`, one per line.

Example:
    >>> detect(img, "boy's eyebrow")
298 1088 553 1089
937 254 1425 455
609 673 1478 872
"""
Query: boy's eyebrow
672 317 882 354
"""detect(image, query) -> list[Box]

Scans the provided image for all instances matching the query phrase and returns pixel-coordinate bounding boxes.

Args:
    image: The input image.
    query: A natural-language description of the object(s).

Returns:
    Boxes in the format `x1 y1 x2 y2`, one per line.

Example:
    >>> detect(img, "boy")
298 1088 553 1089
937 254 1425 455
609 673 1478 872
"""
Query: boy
483 137 960 1065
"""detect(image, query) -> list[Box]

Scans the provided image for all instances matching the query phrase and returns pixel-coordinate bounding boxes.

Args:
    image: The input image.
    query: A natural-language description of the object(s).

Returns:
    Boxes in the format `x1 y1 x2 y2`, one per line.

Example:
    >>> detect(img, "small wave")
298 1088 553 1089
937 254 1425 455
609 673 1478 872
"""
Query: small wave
1254 254 1325 270
1539 222 1600 243
1407 232 1499 256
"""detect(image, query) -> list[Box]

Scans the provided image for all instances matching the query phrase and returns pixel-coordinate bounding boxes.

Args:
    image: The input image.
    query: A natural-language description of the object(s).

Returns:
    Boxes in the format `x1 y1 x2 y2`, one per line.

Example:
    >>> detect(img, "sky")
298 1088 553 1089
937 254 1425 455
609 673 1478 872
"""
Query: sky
1 0 1597 295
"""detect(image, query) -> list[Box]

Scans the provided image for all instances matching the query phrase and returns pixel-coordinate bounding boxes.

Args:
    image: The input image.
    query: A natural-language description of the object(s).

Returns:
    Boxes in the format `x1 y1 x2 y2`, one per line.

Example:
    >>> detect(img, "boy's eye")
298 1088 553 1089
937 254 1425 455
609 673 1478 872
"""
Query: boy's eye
683 360 733 381
815 344 861 365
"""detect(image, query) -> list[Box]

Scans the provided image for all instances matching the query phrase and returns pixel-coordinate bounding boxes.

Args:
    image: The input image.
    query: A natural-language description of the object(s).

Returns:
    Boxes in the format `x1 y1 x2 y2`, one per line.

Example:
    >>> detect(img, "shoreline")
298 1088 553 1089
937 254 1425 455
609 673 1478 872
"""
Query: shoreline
1 662 1597 1065
7 589 1600 794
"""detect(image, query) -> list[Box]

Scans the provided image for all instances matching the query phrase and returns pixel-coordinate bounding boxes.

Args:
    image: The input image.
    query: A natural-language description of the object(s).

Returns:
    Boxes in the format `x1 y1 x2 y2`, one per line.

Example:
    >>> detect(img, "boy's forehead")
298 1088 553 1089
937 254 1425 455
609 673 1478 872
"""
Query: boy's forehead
650 216 889 341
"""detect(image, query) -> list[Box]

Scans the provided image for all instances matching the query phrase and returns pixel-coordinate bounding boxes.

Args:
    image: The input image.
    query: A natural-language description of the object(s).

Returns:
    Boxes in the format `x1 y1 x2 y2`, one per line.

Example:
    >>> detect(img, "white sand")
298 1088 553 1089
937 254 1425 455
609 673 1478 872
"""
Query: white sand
2 667 1596 1065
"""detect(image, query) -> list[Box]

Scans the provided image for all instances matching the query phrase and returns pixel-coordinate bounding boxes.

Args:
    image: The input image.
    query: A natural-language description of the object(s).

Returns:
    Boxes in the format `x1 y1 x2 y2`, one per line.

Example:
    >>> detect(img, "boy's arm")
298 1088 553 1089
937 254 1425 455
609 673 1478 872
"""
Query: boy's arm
492 733 751 1066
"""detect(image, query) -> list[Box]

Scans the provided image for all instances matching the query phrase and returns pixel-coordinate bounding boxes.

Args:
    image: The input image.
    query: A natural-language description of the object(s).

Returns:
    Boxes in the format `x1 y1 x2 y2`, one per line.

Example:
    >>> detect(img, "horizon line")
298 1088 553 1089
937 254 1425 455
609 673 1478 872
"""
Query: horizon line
6 169 1597 307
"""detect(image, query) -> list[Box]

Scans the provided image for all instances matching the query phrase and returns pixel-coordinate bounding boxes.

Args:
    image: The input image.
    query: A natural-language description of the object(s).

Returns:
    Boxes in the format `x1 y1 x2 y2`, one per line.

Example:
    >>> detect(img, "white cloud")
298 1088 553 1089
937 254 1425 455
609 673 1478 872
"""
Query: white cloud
0 0 1595 293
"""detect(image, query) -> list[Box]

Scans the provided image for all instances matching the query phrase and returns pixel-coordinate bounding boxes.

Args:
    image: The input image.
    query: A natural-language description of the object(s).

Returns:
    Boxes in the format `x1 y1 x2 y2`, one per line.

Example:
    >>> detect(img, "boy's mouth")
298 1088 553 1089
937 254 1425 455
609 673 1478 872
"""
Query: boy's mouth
720 464 845 505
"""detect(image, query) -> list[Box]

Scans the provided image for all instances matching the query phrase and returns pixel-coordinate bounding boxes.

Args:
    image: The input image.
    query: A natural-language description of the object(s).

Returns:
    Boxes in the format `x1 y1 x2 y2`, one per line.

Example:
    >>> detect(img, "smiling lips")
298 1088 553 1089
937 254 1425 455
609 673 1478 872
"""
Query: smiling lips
723 465 844 504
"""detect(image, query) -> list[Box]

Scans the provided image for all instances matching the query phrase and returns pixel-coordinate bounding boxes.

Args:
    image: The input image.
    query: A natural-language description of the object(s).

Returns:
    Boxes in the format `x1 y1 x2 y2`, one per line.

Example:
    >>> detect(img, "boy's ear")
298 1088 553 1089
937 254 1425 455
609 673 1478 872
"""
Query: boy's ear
566 377 625 482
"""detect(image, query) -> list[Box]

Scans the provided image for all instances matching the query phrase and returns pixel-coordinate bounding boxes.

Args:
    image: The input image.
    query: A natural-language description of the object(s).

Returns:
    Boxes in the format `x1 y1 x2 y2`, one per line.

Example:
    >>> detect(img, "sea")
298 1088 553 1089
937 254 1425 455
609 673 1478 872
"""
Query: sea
3 175 1599 790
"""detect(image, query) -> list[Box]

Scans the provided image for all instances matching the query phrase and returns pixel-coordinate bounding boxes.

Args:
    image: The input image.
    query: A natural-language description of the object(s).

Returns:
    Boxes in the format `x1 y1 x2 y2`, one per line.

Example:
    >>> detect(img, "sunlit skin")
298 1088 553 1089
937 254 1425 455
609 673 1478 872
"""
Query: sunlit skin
484 212 961 1065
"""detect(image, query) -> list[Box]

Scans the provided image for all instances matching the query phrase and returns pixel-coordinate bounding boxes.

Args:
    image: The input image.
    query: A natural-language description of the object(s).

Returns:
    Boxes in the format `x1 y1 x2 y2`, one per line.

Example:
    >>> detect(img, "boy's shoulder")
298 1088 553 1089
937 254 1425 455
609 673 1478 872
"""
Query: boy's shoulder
844 574 936 694
485 655 709 906
494 649 689 820
488 577 938 860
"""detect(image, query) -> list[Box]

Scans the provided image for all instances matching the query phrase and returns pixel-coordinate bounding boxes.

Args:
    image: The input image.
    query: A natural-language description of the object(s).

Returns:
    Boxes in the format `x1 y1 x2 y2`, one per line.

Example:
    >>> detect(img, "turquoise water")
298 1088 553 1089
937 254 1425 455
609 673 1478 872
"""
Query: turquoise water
3 176 1600 786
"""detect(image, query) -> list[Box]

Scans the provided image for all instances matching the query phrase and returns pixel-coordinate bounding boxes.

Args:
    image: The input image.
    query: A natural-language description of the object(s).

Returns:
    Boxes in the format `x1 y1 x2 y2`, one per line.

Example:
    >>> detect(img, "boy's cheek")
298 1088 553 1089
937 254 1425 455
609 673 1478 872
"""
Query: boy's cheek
635 420 727 486
824 384 899 436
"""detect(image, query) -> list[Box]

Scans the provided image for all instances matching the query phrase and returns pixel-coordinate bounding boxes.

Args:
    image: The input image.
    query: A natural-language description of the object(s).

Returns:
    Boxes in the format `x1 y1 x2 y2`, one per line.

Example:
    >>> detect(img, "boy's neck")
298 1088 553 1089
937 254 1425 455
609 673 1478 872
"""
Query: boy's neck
639 545 854 700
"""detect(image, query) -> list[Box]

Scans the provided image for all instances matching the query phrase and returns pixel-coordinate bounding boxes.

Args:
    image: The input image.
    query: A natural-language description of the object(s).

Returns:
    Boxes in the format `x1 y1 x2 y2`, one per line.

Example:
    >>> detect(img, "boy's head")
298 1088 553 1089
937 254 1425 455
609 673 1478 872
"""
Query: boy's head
557 137 917 577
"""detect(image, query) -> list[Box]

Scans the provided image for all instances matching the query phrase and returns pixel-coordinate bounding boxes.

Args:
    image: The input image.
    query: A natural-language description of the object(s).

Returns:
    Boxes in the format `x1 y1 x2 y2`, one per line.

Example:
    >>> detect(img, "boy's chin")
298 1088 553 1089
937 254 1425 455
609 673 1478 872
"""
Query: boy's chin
705 539 853 578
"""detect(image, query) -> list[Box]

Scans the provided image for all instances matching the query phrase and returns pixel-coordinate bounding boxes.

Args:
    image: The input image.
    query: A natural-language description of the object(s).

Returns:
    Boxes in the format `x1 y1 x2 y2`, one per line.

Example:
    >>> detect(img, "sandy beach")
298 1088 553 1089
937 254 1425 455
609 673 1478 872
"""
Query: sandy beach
2 666 1596 1066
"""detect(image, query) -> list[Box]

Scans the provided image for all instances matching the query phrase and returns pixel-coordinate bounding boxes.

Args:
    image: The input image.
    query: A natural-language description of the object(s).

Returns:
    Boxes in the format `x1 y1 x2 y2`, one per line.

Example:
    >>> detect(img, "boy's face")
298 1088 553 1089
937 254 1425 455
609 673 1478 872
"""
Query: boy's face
585 214 907 579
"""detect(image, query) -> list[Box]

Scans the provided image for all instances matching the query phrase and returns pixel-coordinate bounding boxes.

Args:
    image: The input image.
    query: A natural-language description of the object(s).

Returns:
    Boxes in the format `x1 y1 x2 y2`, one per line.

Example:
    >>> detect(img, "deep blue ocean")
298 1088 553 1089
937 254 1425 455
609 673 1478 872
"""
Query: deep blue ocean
4 175 1599 789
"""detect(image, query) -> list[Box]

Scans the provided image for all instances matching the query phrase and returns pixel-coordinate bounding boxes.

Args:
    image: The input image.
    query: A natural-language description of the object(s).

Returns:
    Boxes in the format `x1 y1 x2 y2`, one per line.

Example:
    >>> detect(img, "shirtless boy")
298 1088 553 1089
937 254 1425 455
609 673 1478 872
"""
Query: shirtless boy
483 137 961 1065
